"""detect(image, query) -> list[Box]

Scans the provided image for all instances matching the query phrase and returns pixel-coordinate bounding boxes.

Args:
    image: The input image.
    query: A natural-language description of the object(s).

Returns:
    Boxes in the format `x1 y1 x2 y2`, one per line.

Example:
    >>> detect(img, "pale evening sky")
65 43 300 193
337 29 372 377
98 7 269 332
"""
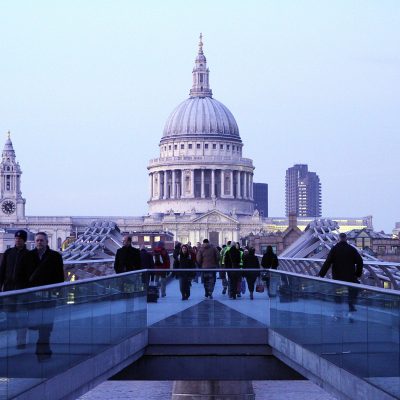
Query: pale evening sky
0 1 399 232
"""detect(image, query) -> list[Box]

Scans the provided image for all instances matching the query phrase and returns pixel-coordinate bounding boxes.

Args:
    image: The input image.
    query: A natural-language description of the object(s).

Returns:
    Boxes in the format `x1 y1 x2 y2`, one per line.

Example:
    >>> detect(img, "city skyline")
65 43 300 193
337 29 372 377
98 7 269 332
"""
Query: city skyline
0 1 398 232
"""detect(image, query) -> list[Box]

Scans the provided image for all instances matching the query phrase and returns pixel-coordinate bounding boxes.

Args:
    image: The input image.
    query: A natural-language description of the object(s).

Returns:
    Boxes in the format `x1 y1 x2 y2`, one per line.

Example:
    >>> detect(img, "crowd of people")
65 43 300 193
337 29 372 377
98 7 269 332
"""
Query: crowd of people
113 235 281 301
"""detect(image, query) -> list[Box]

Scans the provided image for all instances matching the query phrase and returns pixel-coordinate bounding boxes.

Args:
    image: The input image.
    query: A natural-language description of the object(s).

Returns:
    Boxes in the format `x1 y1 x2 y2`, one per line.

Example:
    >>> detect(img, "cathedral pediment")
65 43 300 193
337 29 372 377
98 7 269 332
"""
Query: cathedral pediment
191 210 239 224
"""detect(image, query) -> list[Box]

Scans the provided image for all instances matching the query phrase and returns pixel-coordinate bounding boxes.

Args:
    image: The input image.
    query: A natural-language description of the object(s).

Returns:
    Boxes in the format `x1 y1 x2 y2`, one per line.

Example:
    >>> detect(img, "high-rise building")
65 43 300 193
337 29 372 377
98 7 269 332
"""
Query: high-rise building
253 183 268 217
285 164 321 217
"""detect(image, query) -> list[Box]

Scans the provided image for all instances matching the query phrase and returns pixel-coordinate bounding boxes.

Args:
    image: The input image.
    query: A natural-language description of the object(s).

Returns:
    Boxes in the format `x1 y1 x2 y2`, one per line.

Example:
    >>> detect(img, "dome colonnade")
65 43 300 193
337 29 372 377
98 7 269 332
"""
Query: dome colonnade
147 34 255 216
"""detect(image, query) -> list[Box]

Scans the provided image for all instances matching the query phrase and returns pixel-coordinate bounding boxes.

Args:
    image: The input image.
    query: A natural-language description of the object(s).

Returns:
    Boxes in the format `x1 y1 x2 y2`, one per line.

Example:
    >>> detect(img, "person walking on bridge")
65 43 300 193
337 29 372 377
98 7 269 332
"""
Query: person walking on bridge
261 246 279 296
243 247 260 300
19 232 64 361
196 239 219 299
225 242 242 299
153 241 170 297
0 230 29 349
318 232 363 315
176 244 195 300
114 235 141 273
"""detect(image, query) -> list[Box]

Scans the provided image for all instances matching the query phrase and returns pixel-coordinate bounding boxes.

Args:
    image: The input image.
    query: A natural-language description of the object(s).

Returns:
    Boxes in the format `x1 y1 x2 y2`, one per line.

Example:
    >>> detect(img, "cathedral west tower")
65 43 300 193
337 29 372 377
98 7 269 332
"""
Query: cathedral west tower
0 133 26 222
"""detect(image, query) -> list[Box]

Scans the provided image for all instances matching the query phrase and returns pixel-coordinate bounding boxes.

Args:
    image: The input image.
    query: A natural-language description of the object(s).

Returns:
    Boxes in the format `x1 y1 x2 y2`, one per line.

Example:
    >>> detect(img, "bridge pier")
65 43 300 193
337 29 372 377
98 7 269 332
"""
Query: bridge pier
171 380 255 399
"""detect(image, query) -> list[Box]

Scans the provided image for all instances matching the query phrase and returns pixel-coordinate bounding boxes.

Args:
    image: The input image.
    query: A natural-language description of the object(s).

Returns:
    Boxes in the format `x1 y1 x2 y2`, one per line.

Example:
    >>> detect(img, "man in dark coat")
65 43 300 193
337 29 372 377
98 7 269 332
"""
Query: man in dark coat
114 235 141 273
0 230 29 291
224 242 242 299
19 232 64 360
0 230 29 348
140 245 154 285
318 233 363 313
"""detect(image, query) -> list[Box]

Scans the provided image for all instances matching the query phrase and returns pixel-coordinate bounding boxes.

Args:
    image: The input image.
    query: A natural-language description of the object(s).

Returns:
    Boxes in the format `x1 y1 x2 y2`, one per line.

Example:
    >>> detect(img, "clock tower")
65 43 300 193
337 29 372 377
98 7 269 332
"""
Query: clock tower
0 132 25 222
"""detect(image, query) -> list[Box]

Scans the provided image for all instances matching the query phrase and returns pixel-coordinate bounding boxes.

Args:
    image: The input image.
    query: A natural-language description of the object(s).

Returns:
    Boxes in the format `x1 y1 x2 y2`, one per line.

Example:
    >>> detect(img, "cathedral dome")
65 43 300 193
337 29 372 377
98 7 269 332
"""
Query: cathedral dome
162 96 240 139
161 33 240 142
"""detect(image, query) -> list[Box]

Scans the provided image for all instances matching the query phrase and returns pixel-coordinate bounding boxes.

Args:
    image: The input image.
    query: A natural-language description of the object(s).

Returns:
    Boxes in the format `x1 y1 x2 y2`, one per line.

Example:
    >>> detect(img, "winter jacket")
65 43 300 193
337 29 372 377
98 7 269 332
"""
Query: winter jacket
19 247 64 288
114 245 141 273
261 252 279 270
140 248 154 269
196 243 220 268
225 246 241 269
0 245 29 291
318 241 363 283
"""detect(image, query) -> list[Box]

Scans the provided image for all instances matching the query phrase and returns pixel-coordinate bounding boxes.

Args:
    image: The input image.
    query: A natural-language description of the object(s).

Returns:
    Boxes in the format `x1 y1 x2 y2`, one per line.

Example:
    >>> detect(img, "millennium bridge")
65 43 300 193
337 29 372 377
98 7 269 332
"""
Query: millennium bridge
1 259 399 400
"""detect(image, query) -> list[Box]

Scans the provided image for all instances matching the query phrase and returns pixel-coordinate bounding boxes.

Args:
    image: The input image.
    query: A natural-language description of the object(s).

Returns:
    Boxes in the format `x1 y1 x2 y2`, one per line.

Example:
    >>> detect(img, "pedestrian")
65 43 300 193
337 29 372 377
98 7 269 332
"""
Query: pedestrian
0 230 29 349
19 232 64 361
140 245 154 285
196 239 220 299
220 242 231 295
261 246 279 296
176 244 195 300
114 235 141 273
243 247 260 300
235 242 244 297
318 233 363 317
172 242 181 270
153 241 170 297
225 242 242 299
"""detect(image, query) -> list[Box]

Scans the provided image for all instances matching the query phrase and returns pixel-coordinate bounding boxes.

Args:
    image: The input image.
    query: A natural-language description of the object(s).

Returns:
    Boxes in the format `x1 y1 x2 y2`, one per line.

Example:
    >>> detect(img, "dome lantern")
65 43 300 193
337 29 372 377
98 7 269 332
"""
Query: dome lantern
189 33 213 98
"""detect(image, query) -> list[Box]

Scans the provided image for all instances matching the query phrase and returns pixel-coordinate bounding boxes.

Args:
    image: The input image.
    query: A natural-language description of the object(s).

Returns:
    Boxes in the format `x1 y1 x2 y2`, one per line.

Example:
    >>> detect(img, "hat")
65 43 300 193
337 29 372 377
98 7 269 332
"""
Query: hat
15 230 27 241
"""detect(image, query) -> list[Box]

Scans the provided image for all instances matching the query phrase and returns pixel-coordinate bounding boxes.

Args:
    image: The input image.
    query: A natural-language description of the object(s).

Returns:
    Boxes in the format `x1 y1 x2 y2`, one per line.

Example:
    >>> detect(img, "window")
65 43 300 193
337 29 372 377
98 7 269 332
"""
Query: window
378 246 386 255
154 236 160 242
197 144 201 149
143 236 150 242
213 144 216 149
169 145 171 150
232 145 235 151
205 143 208 149
220 144 224 150
227 145 230 150
181 144 184 149
174 144 177 150
188 144 192 149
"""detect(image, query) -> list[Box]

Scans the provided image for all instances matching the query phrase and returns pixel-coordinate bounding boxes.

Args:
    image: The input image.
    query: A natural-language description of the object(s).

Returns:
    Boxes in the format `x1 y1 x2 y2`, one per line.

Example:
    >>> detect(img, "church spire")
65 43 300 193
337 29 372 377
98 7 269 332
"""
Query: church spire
3 131 16 160
189 33 213 98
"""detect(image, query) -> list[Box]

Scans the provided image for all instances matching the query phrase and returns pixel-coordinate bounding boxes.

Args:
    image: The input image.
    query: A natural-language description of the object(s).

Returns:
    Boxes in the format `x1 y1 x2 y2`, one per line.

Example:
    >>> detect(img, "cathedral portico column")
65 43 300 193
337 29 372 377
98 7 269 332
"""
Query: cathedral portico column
211 169 215 197
180 170 185 199
249 173 253 200
201 169 205 198
243 172 248 199
149 173 153 200
230 170 234 198
236 171 241 199
220 169 225 198
190 169 195 198
163 170 168 199
158 171 162 199
171 170 176 199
